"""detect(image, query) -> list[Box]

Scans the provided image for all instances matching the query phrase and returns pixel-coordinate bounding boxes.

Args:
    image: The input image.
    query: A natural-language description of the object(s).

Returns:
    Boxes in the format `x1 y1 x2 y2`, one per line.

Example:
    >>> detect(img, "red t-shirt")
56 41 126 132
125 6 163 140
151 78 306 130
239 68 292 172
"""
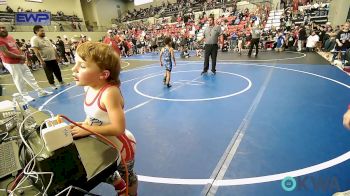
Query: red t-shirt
293 0 299 11
103 36 121 55
0 35 22 64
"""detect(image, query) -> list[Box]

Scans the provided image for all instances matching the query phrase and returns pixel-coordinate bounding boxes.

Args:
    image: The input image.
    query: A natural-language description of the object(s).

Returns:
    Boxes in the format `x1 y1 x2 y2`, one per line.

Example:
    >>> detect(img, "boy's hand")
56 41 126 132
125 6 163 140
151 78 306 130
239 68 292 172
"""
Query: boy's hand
69 122 83 129
160 62 163 66
70 123 92 138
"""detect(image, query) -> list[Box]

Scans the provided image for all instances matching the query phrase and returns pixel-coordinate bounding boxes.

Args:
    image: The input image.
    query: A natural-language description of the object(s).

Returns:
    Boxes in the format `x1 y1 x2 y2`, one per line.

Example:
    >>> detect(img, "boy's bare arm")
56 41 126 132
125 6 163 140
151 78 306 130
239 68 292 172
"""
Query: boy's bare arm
70 88 125 138
159 48 163 66
102 87 125 136
171 48 176 66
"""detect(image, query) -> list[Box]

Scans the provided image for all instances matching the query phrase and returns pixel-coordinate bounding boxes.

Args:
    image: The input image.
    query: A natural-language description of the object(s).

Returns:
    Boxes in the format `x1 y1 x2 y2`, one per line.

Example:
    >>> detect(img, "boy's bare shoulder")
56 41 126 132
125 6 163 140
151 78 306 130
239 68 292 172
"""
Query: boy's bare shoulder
102 85 124 105
104 85 122 97
99 85 121 101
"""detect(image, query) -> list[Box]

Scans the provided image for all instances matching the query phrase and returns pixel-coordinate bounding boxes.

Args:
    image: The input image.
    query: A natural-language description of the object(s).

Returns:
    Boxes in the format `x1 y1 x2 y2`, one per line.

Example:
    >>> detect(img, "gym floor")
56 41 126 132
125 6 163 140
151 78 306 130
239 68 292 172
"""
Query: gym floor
2 50 350 196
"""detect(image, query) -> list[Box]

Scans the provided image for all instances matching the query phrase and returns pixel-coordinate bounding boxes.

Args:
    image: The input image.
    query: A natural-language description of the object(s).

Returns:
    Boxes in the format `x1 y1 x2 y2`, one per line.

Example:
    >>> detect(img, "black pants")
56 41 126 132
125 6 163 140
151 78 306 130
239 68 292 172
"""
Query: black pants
43 60 63 85
65 50 75 61
203 44 218 72
59 49 68 62
248 38 260 56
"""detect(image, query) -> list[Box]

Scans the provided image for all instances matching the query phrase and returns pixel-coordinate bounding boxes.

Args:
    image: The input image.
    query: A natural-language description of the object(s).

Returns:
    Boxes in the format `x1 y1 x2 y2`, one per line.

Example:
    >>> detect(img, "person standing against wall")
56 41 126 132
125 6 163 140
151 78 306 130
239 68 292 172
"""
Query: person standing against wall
31 25 67 90
199 16 222 75
56 36 68 64
297 25 307 52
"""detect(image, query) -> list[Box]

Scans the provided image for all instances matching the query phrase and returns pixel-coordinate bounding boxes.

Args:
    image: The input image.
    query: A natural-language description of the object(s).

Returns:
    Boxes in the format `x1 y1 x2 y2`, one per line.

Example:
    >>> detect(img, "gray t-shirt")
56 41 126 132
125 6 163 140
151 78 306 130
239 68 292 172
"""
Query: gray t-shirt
30 36 56 61
204 25 222 44
251 26 261 39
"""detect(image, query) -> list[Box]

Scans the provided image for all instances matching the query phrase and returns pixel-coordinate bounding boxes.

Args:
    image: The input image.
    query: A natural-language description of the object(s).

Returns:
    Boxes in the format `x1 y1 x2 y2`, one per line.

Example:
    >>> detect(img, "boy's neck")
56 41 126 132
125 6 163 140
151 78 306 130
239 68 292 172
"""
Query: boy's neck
89 81 109 91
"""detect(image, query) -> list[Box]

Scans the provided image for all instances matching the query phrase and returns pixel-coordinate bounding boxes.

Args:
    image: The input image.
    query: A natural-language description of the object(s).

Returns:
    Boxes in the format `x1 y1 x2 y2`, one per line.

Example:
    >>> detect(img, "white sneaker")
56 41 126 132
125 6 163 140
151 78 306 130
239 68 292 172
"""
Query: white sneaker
58 81 70 87
333 190 350 196
23 95 35 103
38 90 53 97
51 84 58 90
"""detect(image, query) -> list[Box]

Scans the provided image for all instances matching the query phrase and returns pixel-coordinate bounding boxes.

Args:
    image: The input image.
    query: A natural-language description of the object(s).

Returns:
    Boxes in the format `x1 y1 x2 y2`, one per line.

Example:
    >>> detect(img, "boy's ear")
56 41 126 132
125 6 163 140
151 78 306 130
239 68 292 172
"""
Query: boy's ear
100 70 110 80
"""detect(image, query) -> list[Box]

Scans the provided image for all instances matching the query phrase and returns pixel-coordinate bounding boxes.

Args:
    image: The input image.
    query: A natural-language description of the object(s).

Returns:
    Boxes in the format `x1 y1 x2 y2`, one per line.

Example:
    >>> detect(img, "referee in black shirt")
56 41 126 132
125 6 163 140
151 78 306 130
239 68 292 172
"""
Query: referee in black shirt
248 21 261 57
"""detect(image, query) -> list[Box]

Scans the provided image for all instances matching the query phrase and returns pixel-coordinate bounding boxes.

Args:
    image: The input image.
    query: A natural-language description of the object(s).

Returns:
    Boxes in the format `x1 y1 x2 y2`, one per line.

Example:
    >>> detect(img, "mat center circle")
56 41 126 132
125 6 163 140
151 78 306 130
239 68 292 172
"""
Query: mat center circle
133 70 252 102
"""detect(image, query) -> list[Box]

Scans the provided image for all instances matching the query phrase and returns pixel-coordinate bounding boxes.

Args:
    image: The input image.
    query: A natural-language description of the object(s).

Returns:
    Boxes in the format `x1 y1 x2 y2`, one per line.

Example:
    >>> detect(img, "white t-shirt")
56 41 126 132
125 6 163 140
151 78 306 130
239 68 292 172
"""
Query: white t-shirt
30 36 57 61
306 34 319 48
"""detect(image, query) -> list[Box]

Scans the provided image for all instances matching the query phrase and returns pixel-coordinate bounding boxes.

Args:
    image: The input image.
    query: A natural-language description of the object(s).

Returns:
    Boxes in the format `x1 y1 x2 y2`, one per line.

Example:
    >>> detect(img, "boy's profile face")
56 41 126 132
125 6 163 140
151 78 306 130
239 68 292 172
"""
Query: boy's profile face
72 56 107 87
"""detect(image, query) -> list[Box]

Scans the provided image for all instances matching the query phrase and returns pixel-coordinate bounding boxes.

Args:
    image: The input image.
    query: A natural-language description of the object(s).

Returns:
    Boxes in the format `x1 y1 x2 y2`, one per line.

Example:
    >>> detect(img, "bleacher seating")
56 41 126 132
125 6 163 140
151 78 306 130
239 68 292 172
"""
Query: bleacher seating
122 1 237 22
0 11 14 22
292 3 330 25
51 14 83 22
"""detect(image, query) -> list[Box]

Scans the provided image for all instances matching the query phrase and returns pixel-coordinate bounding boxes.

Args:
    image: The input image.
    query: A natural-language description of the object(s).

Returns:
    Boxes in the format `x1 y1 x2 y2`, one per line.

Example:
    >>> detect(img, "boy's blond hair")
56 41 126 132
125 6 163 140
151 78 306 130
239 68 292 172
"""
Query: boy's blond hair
76 42 121 86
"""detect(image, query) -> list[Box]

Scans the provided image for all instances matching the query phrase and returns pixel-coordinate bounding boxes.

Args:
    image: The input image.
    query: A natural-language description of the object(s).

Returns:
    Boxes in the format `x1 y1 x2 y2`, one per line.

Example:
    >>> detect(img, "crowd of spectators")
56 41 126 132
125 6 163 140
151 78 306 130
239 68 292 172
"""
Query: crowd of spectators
1 0 349 74
0 34 87 74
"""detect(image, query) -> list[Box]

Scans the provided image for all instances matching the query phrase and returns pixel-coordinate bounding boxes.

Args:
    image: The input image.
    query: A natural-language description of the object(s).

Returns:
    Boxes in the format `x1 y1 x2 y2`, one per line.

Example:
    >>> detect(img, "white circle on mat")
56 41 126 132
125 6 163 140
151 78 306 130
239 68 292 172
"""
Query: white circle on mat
134 70 252 102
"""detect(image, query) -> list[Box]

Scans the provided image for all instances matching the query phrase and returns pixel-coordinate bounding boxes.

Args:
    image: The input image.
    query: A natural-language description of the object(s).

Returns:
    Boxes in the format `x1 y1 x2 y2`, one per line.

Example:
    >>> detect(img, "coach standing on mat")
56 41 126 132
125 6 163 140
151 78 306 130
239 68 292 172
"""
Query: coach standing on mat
200 16 222 75
31 25 67 90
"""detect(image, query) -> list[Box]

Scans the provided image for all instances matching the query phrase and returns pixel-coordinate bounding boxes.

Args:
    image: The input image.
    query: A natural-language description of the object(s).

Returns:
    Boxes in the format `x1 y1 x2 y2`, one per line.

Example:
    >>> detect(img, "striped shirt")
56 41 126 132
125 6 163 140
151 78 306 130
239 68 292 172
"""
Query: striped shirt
204 25 222 44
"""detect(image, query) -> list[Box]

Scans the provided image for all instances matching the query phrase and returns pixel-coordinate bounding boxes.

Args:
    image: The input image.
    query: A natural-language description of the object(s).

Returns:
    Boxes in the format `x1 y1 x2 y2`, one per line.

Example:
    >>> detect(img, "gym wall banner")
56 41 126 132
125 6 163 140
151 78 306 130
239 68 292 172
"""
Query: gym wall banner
15 12 51 26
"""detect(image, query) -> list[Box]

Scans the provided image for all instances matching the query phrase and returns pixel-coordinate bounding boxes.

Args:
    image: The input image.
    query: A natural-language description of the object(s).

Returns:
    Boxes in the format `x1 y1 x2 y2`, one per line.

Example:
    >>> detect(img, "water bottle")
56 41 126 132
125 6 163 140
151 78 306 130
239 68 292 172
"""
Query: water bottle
12 93 36 131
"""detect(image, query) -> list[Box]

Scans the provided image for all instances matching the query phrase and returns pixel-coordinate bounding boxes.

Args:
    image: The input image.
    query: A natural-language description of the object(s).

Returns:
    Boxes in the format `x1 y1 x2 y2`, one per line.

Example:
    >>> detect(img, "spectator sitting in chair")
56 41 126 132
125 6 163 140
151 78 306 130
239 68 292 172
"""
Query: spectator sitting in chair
332 22 350 66
222 40 229 52
306 31 319 52
6 6 13 13
180 47 190 58
276 32 285 52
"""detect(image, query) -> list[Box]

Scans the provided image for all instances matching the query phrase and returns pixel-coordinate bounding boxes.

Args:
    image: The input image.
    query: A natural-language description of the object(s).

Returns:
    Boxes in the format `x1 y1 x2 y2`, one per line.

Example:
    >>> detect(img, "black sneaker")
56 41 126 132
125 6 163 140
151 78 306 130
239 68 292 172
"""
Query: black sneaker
212 71 216 75
201 71 207 75
167 83 172 88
